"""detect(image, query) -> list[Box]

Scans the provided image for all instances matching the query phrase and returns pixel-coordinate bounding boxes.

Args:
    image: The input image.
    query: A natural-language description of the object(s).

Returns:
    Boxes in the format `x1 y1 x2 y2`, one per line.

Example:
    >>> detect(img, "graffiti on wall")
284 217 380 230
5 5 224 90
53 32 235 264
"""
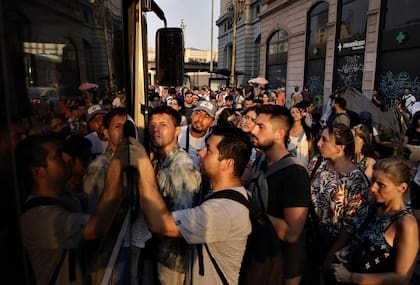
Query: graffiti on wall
336 55 364 88
377 71 420 109
307 75 324 110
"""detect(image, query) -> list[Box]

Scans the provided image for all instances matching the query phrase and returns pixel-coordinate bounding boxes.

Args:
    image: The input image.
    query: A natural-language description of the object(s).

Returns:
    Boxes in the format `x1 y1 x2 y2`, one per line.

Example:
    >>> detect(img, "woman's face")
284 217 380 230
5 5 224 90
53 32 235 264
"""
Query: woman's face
290 107 302 121
317 128 340 159
241 110 257 133
370 170 405 204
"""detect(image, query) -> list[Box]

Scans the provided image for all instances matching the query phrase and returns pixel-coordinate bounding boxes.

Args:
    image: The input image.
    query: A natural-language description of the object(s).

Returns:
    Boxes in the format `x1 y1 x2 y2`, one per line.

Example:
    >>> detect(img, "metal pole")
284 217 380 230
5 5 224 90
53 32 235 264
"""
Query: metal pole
230 2 237 87
210 0 214 73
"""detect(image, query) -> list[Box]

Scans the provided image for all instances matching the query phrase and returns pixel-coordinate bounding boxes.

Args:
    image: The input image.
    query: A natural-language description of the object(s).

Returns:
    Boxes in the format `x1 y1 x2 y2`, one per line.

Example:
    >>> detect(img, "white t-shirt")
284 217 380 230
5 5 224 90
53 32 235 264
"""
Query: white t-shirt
178 125 207 170
85 131 108 156
287 132 309 166
172 187 251 285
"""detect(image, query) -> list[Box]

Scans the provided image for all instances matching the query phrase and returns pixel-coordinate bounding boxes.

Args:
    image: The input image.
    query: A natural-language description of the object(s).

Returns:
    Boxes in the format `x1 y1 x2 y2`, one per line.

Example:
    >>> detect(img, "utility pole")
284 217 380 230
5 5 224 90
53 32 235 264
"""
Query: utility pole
210 0 214 73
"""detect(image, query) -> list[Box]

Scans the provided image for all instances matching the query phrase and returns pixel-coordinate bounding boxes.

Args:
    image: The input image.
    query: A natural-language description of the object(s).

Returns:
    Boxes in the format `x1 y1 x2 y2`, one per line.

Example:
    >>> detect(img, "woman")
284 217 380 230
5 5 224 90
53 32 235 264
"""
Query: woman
331 158 419 284
217 108 241 127
353 124 376 181
306 124 370 283
240 106 261 185
288 106 312 166
170 97 188 126
404 111 420 155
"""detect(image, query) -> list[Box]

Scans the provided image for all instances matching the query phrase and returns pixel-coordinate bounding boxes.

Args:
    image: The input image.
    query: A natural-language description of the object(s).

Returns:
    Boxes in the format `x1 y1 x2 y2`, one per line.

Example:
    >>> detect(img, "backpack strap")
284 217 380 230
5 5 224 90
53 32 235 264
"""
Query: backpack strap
248 154 307 210
197 189 261 284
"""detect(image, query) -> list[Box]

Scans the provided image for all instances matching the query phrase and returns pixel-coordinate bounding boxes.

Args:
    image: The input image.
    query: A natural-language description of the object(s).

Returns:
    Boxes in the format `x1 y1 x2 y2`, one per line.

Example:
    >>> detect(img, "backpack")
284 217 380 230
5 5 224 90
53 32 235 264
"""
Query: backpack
198 189 283 285
247 154 307 210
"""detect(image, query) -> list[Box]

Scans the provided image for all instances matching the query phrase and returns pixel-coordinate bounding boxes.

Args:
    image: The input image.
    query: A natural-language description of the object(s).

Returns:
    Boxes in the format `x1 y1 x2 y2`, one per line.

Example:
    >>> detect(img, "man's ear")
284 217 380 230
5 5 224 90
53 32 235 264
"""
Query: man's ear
175 126 181 137
223 157 235 172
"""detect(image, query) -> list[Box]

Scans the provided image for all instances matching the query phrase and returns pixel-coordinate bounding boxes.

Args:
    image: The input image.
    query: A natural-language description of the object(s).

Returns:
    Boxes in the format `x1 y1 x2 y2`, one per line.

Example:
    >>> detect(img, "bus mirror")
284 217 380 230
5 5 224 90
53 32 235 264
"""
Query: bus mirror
156 27 184 86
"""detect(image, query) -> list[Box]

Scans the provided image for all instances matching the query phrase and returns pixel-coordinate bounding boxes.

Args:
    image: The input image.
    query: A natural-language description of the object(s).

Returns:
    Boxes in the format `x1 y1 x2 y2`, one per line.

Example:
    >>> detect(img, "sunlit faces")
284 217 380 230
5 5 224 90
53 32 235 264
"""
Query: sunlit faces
104 114 127 150
250 113 275 151
148 113 180 149
290 107 303 121
241 110 257 133
370 170 406 204
191 110 214 133
317 128 339 159
198 135 222 178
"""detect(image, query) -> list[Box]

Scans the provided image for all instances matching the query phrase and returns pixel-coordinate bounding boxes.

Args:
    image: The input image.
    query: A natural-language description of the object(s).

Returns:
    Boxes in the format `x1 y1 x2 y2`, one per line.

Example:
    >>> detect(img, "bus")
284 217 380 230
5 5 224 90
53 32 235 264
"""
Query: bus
0 0 183 284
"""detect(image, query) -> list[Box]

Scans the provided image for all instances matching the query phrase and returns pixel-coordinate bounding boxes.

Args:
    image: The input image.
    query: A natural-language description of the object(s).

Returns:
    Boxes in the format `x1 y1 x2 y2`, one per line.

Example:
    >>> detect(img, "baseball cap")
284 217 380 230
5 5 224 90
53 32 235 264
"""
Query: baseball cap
86 104 107 121
193 100 216 118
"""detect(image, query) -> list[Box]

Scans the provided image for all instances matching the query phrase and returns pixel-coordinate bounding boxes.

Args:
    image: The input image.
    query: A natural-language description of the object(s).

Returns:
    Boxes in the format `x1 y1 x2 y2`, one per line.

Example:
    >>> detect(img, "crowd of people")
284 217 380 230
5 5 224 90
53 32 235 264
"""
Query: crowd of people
14 82 420 285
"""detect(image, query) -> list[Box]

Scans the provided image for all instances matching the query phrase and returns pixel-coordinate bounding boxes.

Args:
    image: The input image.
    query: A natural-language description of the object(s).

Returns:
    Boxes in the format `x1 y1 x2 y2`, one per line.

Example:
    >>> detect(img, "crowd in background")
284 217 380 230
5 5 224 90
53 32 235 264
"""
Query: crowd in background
12 80 420 285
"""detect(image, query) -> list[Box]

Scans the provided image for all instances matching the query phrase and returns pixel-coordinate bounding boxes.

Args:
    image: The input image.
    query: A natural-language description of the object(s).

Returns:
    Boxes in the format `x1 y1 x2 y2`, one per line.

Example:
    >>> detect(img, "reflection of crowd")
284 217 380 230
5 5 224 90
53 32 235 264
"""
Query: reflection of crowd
14 82 420 285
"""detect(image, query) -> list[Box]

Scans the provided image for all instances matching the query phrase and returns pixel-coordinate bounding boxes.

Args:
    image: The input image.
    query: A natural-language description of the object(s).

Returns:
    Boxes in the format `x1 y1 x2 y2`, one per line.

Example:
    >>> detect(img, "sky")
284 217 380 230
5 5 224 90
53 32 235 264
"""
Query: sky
146 0 220 50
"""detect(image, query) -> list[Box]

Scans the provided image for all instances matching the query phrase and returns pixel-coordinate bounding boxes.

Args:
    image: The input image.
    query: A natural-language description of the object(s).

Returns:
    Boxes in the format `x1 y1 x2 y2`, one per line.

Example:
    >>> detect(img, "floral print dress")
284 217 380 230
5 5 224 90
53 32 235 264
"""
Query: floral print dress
308 157 370 237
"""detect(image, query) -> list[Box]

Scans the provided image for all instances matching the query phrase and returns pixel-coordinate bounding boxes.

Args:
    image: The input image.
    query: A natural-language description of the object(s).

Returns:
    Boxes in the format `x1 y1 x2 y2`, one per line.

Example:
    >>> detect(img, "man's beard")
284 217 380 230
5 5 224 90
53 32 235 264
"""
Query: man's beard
191 124 207 135
253 137 274 152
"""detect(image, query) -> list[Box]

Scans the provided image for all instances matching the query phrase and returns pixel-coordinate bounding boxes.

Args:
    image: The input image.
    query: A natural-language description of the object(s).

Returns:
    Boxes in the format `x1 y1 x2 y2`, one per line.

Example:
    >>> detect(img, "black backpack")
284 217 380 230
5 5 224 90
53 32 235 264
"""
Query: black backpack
198 189 283 285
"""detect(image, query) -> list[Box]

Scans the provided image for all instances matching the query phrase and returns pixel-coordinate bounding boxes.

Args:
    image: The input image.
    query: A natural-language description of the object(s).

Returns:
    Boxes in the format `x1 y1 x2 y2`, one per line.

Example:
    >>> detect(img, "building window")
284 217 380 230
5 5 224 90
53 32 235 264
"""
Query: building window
376 0 420 109
253 35 261 77
333 0 368 91
224 44 232 70
304 1 329 111
266 30 288 88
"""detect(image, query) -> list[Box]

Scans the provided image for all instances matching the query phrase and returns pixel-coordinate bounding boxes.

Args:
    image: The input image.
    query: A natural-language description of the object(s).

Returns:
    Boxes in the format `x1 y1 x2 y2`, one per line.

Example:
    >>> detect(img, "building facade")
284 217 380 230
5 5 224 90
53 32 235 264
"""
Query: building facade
217 0 420 110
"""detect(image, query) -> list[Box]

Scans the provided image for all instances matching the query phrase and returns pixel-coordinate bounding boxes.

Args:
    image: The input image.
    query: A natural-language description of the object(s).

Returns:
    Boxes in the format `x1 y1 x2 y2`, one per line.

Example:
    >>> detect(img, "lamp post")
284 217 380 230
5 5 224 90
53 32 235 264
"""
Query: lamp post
228 0 246 87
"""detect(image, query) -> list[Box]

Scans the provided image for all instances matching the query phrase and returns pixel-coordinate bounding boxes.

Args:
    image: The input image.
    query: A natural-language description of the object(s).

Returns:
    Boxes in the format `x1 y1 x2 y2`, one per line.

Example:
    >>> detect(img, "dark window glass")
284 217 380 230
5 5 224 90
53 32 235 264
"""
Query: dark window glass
333 0 368 91
266 30 288 88
305 2 329 111
339 0 368 42
376 0 420 109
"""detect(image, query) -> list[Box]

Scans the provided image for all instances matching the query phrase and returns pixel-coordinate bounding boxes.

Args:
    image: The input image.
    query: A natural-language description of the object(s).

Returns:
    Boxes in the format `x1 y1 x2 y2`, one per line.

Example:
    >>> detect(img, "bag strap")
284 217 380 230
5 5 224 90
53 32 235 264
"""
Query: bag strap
308 156 324 224
251 154 306 210
264 155 306 177
48 249 68 285
197 189 262 283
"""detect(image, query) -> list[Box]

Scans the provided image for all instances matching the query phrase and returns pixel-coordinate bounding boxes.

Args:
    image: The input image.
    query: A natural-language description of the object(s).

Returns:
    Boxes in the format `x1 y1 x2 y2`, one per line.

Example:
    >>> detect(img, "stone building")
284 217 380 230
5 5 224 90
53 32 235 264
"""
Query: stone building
217 0 420 110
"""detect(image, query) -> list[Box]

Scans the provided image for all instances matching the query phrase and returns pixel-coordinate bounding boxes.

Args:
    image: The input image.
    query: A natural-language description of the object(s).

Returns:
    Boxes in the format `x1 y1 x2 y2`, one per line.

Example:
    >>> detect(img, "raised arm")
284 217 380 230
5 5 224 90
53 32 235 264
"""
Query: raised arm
128 137 181 237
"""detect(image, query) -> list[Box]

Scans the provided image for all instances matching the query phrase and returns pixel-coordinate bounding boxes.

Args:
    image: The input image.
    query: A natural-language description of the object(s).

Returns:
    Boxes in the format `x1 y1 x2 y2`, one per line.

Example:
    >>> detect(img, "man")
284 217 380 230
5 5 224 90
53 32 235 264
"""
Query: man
290 86 303 107
178 100 215 170
84 107 127 213
223 94 234 109
183 90 195 123
125 126 252 284
400 87 416 112
244 97 256 109
84 104 108 158
148 105 201 285
18 134 123 285
328 97 350 127
250 105 310 285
